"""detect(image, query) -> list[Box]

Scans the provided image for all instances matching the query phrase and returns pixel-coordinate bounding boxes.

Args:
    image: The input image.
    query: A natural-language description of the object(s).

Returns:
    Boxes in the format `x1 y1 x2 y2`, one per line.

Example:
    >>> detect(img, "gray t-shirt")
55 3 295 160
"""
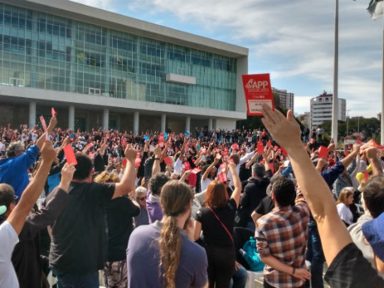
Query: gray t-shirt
0 221 19 288
127 221 208 288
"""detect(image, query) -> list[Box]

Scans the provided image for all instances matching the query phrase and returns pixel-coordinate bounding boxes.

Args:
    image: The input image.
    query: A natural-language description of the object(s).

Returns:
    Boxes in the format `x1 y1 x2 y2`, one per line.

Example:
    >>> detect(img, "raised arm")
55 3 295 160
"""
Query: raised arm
228 162 241 207
366 147 383 176
7 141 56 234
261 105 352 265
340 144 360 169
113 145 137 199
36 116 57 150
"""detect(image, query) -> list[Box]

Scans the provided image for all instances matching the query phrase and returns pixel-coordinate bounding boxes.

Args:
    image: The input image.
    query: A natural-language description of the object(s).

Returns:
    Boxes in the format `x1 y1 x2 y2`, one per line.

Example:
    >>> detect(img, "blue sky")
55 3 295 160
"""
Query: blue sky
73 0 384 117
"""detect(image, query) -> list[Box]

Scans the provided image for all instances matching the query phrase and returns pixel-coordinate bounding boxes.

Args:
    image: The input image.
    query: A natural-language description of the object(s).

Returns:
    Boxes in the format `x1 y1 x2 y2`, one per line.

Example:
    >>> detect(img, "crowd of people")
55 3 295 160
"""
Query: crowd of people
0 107 384 288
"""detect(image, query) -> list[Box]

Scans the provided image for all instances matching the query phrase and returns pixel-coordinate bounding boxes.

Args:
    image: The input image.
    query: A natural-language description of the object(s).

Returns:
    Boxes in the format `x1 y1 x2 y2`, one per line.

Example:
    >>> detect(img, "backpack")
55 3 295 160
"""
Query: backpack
240 236 264 272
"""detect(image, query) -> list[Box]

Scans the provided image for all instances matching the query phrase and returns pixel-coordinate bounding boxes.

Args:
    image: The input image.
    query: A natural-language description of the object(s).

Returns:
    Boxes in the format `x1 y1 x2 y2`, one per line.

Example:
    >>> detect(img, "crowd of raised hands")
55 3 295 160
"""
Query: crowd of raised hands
1 106 384 288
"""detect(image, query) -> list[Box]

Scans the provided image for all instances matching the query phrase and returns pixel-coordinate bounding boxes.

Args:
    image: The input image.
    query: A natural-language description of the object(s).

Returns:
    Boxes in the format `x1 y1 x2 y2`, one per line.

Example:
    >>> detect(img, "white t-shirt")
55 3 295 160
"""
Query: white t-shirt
0 221 19 288
337 203 353 225
200 178 212 192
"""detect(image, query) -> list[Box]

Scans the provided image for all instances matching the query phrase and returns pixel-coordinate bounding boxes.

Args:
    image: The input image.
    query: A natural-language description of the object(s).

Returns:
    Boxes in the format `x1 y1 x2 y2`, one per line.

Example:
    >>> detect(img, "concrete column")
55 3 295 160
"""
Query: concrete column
208 118 213 131
29 102 36 128
161 113 166 132
103 109 109 131
133 111 140 135
185 116 191 133
68 105 75 130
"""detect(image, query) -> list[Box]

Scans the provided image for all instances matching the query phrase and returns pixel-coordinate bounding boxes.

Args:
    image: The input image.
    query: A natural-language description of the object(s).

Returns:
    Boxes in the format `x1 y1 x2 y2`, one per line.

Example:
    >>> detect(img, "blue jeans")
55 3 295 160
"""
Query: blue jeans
306 221 325 288
54 269 99 288
231 265 248 288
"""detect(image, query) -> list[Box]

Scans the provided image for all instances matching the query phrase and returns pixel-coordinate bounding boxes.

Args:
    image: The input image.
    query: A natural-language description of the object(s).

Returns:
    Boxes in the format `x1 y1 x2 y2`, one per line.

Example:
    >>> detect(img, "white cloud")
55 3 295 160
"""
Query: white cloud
71 0 384 117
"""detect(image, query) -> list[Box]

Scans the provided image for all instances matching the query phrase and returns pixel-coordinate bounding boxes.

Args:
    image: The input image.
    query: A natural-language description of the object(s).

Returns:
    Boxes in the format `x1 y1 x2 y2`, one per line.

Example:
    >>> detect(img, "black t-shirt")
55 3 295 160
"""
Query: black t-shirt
324 242 384 288
49 182 115 274
255 196 274 216
195 199 237 247
106 197 140 262
237 177 269 226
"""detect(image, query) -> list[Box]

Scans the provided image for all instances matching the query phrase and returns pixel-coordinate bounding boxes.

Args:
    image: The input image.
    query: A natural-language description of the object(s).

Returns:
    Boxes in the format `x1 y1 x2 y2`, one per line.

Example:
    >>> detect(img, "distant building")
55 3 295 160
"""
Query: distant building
272 88 294 112
310 92 346 129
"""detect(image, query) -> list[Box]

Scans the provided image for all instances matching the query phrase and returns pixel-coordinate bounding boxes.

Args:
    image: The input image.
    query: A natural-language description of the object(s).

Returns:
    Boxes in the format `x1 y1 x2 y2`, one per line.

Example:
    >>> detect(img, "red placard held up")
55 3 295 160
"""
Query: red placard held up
63 144 77 165
318 146 329 159
242 73 274 116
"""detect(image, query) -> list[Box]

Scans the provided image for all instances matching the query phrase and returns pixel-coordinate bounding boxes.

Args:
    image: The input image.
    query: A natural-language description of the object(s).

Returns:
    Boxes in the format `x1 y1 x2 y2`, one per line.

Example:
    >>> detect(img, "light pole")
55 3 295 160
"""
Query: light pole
346 109 350 136
332 0 339 144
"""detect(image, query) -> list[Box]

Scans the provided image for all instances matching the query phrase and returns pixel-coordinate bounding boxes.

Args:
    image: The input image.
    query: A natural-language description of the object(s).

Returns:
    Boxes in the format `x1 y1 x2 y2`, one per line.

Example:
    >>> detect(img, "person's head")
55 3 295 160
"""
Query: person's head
204 180 227 209
94 171 120 184
149 173 170 196
337 187 354 206
271 177 296 207
229 154 240 165
159 180 194 288
72 153 93 182
135 186 147 209
362 212 384 272
363 175 384 218
6 141 25 158
0 184 16 223
252 163 265 179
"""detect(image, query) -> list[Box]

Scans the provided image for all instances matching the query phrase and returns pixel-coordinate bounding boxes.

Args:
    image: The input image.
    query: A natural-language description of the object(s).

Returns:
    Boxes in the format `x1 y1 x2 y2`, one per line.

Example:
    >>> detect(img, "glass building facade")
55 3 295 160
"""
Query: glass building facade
0 3 238 111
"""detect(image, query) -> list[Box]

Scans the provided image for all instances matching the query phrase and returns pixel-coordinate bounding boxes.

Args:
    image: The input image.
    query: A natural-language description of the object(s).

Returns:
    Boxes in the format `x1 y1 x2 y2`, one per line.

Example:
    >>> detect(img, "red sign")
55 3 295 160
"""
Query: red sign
242 73 274 116
63 144 77 165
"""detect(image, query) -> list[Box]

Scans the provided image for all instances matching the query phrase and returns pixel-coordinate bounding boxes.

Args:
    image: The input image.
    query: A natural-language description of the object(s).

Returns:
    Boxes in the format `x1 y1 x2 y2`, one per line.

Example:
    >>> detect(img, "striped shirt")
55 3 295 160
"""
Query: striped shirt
256 196 310 288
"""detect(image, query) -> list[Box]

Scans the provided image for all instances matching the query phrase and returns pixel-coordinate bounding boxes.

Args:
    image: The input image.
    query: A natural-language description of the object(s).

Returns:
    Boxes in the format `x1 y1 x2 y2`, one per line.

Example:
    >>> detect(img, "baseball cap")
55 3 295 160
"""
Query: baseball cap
362 212 384 262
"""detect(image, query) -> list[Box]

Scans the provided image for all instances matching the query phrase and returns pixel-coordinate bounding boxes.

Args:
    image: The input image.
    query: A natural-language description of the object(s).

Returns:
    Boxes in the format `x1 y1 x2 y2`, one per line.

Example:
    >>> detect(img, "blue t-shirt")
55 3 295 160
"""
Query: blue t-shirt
0 145 39 197
127 221 208 288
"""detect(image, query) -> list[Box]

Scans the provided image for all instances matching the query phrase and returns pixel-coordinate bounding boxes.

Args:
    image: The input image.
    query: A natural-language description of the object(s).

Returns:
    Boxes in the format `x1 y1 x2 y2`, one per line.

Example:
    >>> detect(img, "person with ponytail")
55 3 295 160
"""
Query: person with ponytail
127 180 208 288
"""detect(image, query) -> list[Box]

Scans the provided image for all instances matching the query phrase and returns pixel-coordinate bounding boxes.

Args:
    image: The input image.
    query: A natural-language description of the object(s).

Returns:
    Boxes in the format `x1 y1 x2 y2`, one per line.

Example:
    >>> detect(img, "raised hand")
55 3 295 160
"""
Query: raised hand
261 105 301 151
124 144 136 162
59 163 76 192
41 141 57 162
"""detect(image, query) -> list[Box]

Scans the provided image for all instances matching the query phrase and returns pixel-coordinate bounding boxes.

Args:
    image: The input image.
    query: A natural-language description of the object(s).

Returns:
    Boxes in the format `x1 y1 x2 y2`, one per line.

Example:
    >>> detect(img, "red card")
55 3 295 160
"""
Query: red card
318 146 329 159
184 162 191 171
218 171 227 183
242 73 274 116
280 147 288 157
231 143 239 151
63 144 77 165
134 158 142 169
51 107 57 117
163 156 173 166
257 141 264 154
158 135 164 143
40 115 47 131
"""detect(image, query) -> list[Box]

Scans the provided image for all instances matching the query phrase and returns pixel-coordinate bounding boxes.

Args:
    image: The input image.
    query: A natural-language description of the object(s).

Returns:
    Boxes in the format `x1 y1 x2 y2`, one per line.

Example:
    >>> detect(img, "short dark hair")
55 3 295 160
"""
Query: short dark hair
363 175 384 218
252 163 265 178
73 153 93 180
149 173 170 196
0 184 15 210
272 177 296 207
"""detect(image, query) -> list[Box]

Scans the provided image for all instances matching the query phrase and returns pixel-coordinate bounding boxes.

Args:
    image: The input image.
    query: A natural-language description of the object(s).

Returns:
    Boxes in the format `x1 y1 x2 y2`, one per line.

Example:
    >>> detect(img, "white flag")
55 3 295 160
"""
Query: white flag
368 0 384 19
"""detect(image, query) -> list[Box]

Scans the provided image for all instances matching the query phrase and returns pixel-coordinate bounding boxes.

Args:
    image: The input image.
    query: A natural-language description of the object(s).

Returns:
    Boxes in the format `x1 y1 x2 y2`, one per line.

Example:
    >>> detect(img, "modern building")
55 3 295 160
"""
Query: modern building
0 0 248 133
310 91 346 129
272 88 294 113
